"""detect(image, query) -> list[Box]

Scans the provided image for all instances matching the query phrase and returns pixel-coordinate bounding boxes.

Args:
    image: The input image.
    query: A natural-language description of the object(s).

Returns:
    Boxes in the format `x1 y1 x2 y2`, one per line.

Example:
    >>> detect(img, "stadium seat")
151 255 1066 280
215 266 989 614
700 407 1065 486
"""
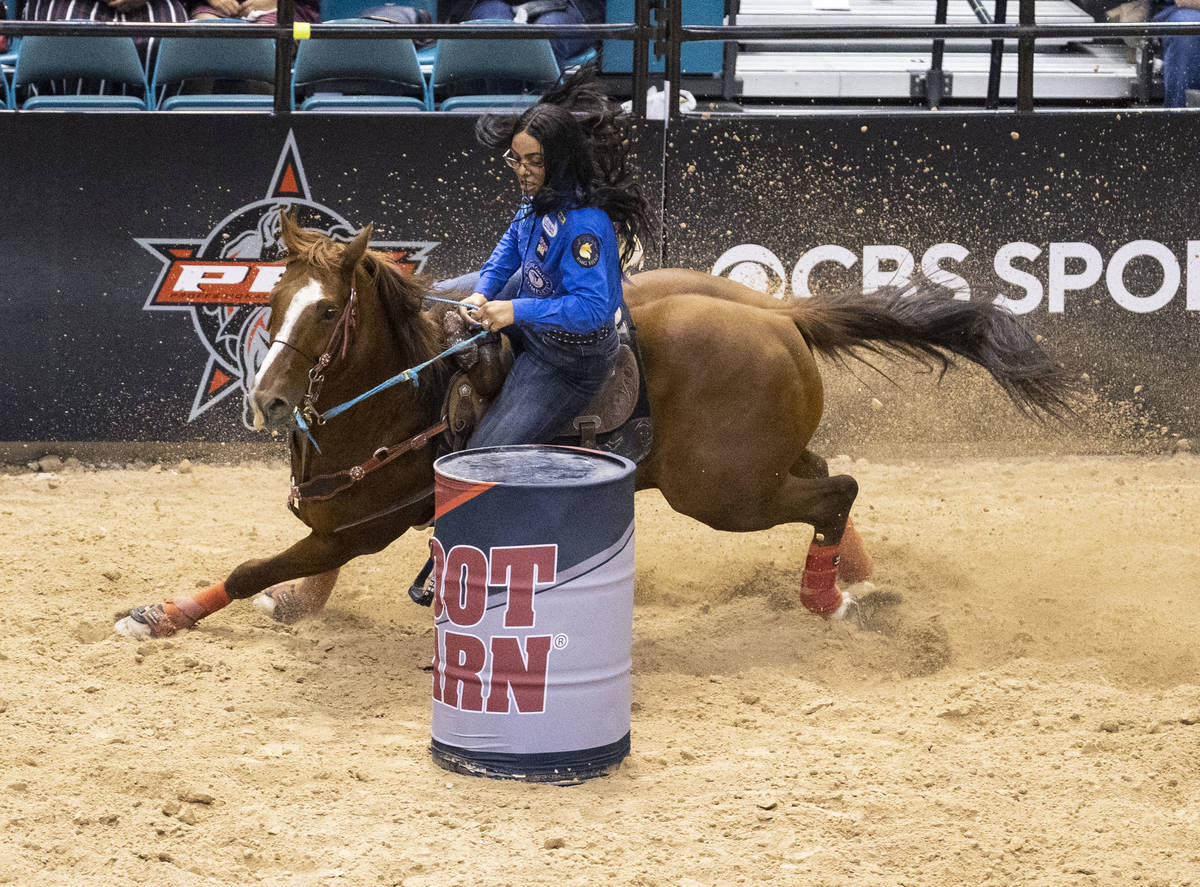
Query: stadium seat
293 19 426 111
11 35 148 110
320 0 435 22
429 19 560 111
150 29 276 111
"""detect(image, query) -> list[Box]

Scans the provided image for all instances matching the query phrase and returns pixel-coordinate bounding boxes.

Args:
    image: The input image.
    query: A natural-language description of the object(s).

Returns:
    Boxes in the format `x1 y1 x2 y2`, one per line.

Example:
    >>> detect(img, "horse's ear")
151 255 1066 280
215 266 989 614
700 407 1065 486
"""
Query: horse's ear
341 223 373 274
279 209 303 254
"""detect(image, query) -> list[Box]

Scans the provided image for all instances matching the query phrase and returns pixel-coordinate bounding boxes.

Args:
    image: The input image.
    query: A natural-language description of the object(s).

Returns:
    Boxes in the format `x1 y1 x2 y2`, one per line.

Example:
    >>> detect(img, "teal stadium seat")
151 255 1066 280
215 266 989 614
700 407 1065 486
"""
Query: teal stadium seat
293 19 426 111
430 19 560 112
316 1 440 76
150 27 276 110
319 0 435 22
11 35 148 110
602 0 724 77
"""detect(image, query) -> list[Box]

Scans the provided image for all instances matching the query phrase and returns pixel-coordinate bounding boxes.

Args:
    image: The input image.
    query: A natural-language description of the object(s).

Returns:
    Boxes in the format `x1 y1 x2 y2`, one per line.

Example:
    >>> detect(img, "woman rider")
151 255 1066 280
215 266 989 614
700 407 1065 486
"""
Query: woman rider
456 75 652 449
409 75 651 604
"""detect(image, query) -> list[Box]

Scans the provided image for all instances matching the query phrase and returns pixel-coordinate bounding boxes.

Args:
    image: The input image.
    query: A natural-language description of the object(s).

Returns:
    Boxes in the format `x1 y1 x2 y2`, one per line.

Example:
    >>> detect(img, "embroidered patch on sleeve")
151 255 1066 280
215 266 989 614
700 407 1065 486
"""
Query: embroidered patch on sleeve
572 233 600 268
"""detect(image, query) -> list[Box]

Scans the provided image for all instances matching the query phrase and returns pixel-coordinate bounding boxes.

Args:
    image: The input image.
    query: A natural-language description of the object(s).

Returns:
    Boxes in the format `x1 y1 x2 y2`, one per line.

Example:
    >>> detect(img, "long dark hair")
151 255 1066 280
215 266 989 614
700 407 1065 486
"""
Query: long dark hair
475 70 653 268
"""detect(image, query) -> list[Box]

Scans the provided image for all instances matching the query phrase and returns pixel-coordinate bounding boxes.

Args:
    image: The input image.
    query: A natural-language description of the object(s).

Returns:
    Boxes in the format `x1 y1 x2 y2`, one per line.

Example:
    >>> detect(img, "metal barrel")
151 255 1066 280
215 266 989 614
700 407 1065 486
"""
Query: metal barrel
429 445 636 783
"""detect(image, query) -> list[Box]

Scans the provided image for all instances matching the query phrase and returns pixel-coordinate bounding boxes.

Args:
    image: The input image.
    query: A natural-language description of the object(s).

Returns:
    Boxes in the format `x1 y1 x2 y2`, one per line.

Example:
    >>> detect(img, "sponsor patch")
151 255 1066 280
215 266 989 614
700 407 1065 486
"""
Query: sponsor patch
557 211 566 225
542 215 558 238
536 235 549 259
572 233 600 268
523 260 555 297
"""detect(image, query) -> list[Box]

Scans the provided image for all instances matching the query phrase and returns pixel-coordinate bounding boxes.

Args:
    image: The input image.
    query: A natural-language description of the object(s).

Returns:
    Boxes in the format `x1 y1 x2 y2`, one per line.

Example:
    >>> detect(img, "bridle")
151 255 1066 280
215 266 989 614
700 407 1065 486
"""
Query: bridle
269 275 483 515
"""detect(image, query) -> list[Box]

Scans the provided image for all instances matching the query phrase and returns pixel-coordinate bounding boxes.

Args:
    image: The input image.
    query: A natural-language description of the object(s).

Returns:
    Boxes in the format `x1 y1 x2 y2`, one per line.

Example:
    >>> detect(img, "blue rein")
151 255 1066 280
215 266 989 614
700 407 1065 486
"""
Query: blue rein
294 329 490 435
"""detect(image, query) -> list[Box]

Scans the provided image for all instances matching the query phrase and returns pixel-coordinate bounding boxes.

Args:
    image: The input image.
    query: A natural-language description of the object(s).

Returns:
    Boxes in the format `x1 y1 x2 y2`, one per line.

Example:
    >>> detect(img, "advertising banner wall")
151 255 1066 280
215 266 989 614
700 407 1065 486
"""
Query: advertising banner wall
1 110 1194 448
665 113 1199 450
0 114 662 443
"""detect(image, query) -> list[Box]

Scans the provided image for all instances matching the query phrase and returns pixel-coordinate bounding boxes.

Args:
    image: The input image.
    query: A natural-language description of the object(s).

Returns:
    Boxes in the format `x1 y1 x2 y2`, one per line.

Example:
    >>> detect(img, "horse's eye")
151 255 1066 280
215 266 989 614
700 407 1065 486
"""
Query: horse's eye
323 307 338 320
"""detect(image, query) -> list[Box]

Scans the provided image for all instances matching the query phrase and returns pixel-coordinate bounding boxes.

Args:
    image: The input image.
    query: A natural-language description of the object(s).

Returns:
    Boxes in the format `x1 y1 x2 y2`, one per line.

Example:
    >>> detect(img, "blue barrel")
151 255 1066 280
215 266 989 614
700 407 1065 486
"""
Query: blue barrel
429 445 636 783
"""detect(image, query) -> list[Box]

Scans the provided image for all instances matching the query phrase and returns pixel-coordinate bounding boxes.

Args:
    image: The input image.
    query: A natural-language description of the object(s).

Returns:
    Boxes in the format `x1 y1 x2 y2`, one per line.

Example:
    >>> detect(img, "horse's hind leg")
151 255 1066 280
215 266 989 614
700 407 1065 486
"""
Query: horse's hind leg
253 568 341 624
752 452 868 618
791 450 874 585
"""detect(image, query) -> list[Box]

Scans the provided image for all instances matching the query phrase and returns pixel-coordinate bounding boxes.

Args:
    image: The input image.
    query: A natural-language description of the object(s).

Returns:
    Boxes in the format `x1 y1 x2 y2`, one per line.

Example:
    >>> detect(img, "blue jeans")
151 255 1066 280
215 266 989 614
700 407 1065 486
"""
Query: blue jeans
464 0 600 65
467 323 618 447
1156 6 1200 107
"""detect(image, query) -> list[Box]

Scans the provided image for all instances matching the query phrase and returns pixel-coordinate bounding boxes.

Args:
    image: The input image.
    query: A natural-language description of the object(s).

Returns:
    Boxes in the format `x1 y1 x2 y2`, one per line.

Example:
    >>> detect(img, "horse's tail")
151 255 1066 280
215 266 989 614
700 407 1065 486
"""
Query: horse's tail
792 278 1076 420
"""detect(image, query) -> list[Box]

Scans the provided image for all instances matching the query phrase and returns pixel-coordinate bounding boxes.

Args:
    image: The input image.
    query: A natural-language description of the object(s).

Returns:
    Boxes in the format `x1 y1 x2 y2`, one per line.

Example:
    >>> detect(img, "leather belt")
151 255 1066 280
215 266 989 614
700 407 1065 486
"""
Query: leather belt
543 323 614 345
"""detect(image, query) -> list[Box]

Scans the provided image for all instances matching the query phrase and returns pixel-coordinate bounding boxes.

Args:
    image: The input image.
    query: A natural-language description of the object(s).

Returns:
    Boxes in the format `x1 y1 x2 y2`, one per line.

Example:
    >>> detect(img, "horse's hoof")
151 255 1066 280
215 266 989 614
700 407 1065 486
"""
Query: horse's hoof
846 584 905 632
252 590 279 619
113 603 187 639
253 586 307 624
114 614 152 640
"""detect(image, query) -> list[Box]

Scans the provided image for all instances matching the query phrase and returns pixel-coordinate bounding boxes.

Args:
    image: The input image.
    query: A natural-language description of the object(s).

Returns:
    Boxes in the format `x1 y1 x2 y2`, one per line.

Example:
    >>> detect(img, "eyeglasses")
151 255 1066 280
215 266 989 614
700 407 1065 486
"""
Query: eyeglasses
502 149 544 172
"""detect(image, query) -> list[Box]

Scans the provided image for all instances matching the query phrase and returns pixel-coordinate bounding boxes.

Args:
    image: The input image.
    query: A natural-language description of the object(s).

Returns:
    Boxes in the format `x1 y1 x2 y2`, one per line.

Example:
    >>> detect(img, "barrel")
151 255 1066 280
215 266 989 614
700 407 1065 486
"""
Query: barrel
429 445 636 783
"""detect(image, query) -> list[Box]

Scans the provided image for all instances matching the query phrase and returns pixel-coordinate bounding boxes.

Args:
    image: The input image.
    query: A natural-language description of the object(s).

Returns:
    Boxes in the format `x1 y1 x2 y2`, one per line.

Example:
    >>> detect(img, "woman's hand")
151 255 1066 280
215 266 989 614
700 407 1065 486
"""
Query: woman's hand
458 293 514 331
238 0 277 15
206 0 242 15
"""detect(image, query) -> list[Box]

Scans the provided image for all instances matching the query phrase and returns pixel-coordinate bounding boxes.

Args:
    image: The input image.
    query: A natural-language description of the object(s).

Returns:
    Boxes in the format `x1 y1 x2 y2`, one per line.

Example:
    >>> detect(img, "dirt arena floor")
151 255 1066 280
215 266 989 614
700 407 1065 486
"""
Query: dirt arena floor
2 444 1198 887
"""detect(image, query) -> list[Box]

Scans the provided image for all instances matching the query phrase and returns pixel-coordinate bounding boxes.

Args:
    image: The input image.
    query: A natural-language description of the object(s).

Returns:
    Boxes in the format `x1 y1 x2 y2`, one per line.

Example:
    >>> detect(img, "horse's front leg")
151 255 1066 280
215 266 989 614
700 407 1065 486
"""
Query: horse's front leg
114 527 386 640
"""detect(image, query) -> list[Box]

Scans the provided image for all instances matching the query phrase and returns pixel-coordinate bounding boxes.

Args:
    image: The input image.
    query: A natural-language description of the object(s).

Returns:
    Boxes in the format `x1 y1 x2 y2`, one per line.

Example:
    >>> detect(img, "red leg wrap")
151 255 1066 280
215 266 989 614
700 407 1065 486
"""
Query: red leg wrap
129 582 230 639
160 583 231 633
801 542 844 616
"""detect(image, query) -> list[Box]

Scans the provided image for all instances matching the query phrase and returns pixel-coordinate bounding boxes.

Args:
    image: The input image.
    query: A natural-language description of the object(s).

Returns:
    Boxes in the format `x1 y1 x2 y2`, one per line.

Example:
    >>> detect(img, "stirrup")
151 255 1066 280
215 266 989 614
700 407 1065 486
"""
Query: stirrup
408 574 434 607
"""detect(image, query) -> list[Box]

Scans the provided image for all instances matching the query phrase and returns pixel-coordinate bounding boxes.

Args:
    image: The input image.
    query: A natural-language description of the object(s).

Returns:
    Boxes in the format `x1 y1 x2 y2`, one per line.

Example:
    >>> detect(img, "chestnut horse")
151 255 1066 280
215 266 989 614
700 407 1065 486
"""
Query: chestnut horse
115 214 1071 639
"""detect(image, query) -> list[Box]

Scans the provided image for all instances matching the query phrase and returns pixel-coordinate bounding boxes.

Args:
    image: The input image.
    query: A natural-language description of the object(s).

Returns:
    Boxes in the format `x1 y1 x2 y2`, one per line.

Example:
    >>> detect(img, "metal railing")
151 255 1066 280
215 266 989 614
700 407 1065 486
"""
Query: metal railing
7 0 1200 117
0 13 648 116
675 0 1200 116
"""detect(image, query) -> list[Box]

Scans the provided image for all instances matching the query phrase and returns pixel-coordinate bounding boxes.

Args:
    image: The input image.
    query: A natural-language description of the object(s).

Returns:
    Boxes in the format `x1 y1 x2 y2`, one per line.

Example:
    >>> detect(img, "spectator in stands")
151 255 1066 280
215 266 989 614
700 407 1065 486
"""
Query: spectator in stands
189 0 319 24
19 0 189 96
1154 0 1200 106
446 0 603 67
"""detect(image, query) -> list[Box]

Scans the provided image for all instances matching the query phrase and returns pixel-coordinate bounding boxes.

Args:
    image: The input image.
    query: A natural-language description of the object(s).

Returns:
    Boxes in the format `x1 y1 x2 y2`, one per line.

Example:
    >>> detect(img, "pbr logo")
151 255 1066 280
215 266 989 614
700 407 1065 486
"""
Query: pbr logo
137 132 437 428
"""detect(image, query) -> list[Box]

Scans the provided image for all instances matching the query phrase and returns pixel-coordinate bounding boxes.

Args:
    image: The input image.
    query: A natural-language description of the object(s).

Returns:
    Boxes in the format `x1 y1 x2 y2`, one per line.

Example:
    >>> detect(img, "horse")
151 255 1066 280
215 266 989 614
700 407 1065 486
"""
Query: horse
115 213 1072 639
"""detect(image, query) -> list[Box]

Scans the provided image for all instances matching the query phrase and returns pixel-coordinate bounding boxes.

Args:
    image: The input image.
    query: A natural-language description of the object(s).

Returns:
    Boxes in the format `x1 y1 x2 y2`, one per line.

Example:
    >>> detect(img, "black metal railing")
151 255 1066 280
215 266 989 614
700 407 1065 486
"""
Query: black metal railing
675 0 1200 116
7 0 1200 117
0 15 646 116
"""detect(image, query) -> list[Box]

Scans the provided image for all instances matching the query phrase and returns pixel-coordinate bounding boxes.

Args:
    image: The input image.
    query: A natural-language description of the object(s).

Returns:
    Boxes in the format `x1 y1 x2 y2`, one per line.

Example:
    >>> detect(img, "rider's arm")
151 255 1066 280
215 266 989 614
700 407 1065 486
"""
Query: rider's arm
476 211 525 299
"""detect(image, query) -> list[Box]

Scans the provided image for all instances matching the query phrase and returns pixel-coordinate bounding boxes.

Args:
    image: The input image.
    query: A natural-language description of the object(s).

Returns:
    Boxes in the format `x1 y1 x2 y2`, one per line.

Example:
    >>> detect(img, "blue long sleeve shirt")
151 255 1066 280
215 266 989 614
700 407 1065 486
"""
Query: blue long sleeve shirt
475 199 623 334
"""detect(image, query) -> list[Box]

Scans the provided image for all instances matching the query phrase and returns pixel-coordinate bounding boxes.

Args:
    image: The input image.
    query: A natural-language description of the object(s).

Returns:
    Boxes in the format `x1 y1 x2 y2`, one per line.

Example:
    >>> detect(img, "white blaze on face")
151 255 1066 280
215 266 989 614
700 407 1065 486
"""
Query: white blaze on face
249 278 328 428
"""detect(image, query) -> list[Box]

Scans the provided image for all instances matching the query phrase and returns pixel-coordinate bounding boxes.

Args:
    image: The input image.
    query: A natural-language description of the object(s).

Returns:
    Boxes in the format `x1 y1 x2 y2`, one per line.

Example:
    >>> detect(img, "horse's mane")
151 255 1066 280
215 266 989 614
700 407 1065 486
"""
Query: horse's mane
361 249 453 419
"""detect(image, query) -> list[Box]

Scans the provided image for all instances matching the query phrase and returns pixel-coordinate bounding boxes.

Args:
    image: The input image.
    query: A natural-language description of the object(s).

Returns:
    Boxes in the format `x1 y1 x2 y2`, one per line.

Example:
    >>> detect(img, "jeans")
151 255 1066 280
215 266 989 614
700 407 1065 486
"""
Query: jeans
1156 7 1200 107
464 0 600 65
467 323 618 447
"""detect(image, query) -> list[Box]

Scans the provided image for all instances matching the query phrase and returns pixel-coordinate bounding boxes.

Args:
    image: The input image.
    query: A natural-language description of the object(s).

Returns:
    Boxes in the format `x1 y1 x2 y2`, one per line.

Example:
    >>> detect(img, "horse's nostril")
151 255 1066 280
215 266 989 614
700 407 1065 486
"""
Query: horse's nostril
266 397 290 420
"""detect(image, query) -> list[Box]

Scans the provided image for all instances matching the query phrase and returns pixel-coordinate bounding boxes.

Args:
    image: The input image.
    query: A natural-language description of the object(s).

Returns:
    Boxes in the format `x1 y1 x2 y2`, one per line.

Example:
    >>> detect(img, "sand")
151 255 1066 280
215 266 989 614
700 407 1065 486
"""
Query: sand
1 453 1198 887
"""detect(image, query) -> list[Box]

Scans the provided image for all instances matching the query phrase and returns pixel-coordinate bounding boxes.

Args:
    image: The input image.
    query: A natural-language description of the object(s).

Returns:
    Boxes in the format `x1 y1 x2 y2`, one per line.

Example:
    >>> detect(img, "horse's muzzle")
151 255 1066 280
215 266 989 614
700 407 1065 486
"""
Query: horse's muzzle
249 387 297 433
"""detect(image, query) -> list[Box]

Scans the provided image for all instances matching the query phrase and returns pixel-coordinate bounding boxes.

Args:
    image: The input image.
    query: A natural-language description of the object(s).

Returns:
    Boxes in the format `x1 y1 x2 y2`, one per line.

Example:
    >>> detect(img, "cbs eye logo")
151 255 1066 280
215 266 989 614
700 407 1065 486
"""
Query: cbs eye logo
711 244 789 299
